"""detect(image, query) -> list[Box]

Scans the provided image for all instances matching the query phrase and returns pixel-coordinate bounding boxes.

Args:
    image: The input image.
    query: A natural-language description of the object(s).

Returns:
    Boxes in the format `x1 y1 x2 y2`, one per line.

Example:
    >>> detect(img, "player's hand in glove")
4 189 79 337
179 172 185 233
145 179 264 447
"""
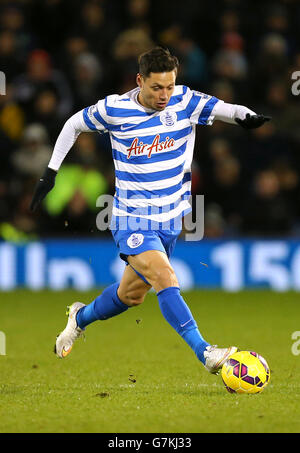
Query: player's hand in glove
235 113 271 129
30 167 57 212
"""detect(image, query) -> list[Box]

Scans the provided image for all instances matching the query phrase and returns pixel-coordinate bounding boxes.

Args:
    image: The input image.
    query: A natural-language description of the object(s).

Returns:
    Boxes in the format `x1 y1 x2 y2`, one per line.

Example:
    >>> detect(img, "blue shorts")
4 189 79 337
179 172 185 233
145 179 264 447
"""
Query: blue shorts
111 227 181 284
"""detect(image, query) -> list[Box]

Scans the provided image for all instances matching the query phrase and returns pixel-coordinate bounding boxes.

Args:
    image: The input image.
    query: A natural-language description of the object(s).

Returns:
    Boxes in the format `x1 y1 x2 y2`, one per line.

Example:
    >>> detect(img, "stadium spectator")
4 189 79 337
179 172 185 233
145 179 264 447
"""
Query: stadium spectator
12 49 73 120
12 123 52 179
125 0 151 32
0 4 35 57
0 30 23 81
241 169 294 236
72 52 104 110
158 24 208 90
112 27 154 92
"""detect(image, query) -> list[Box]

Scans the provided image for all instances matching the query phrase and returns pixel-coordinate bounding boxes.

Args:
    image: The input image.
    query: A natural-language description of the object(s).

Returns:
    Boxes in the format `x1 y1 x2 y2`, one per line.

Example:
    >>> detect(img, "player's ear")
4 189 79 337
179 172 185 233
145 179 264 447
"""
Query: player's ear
136 73 143 88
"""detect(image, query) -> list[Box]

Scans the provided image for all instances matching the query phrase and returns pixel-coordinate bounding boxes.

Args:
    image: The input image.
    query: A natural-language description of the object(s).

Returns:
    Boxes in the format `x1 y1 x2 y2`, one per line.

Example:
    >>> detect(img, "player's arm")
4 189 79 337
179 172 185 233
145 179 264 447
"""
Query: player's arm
30 109 97 212
212 101 271 128
30 97 111 211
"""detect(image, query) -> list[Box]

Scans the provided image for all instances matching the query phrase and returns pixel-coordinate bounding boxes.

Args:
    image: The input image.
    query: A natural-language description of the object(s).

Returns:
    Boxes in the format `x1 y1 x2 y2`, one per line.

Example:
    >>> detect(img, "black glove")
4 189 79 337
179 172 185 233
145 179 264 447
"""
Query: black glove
30 167 57 212
235 113 271 129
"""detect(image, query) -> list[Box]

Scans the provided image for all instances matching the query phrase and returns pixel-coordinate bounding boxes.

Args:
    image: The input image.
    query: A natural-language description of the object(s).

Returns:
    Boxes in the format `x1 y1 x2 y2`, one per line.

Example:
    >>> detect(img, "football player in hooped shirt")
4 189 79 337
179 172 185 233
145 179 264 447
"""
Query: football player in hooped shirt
31 47 270 373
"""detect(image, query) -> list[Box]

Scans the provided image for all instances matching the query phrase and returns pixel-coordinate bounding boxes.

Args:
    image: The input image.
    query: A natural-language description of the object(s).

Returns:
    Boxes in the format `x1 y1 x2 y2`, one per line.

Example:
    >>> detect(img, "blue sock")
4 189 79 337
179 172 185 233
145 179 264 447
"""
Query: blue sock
76 282 129 329
157 286 210 364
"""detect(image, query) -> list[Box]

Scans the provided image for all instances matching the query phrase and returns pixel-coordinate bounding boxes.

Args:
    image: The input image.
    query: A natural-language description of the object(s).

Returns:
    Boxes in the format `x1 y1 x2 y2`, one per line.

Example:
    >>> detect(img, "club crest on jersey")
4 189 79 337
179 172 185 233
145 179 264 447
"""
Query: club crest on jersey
127 134 175 159
127 233 144 248
160 109 177 127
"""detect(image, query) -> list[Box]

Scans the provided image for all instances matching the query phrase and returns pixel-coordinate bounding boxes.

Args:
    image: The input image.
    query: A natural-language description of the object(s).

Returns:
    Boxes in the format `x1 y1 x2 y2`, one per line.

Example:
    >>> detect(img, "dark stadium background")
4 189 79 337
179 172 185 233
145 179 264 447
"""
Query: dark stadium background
0 0 299 241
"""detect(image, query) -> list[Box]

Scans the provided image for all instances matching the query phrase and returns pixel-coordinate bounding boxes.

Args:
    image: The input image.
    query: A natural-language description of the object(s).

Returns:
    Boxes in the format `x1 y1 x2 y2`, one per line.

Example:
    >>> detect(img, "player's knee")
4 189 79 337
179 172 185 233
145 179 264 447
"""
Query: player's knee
150 265 178 291
128 295 145 307
124 292 146 307
118 288 147 307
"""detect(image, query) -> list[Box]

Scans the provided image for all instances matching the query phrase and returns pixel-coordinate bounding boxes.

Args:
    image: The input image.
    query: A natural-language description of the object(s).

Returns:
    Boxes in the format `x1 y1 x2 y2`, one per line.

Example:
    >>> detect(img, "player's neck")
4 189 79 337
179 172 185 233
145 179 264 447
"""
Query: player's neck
137 91 147 108
136 90 154 111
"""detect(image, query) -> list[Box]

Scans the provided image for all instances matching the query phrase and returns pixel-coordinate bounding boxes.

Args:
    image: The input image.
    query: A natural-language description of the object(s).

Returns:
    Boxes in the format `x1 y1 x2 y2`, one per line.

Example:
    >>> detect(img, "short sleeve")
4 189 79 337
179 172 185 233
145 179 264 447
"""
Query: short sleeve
186 90 220 126
82 98 111 133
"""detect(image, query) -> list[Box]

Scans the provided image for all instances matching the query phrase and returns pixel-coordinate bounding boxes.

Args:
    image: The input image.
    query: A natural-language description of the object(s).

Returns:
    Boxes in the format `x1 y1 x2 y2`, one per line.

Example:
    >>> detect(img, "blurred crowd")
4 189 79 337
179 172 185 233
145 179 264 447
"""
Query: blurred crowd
1 0 300 240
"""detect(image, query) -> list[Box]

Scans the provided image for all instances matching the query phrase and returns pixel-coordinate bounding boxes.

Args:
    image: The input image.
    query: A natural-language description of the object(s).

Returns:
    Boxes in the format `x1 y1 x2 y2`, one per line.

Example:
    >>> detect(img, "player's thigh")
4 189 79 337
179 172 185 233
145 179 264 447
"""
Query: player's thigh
118 263 151 306
127 250 178 292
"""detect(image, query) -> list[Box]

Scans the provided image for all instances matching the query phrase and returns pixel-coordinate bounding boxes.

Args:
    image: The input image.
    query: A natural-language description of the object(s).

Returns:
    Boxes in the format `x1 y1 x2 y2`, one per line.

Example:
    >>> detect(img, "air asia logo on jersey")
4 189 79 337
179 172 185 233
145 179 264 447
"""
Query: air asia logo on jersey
127 134 175 159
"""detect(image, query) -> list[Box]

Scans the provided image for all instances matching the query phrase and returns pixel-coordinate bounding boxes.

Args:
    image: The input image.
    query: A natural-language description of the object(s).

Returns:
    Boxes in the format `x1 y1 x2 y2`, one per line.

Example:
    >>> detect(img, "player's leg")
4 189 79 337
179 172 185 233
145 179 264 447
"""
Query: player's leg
117 264 152 307
128 249 178 292
128 250 211 362
128 250 237 373
55 265 151 358
76 263 151 329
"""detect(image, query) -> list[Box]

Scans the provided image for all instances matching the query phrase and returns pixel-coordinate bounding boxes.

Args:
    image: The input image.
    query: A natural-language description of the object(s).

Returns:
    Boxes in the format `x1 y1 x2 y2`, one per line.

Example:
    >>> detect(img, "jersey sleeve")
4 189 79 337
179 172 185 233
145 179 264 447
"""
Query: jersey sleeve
82 94 121 133
48 110 91 171
185 88 220 126
82 99 109 133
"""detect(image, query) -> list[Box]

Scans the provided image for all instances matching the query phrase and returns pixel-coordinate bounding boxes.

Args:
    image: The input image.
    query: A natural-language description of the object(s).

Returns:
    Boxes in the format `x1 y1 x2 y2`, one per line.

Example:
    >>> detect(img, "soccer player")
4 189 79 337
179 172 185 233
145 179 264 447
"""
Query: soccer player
30 47 270 374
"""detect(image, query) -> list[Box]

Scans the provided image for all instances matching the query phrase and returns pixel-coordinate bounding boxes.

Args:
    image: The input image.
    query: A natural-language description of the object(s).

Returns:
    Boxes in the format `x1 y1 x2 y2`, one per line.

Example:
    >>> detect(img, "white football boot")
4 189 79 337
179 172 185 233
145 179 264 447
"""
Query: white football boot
204 345 238 374
54 302 86 358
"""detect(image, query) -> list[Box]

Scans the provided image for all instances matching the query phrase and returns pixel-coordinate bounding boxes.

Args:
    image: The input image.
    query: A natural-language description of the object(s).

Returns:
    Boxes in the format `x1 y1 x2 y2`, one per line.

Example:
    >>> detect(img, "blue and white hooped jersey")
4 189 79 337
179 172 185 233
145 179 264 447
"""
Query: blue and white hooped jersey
82 85 220 230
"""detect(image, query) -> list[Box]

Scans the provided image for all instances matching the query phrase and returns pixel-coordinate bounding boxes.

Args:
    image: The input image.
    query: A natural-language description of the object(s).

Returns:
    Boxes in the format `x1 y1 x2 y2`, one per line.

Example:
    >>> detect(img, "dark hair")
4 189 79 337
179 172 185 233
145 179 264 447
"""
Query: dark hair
138 47 179 79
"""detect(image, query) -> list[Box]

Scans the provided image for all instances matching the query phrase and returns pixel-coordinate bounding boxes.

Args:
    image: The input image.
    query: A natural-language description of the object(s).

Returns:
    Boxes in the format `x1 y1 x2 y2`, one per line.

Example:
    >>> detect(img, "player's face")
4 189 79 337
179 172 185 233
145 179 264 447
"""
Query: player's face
137 71 176 111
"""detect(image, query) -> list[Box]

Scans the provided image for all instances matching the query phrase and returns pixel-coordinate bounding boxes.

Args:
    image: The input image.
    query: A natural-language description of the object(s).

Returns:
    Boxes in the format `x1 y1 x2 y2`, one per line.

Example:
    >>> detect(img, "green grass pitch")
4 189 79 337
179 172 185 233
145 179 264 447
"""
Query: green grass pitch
0 289 300 433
